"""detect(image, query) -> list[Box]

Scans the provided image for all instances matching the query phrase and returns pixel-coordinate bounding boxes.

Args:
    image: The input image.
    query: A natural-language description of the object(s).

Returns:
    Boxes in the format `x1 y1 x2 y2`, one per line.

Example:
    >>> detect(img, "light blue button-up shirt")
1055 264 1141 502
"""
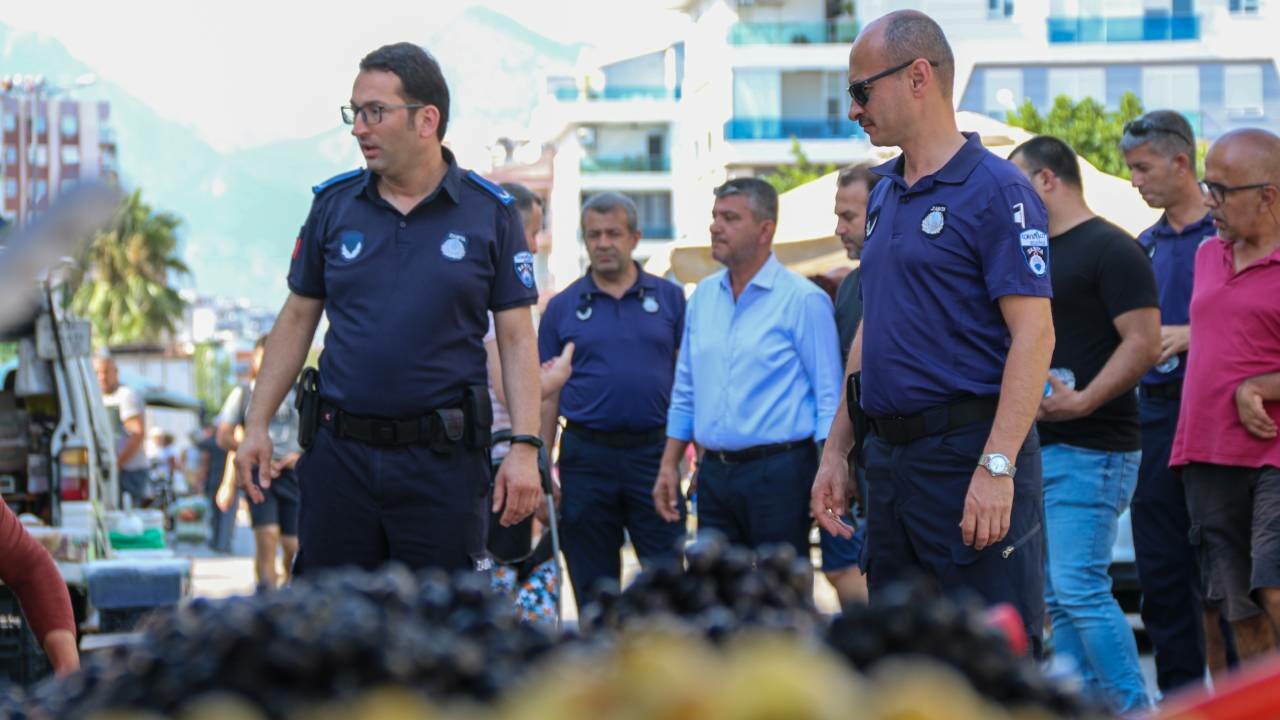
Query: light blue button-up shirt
667 254 842 451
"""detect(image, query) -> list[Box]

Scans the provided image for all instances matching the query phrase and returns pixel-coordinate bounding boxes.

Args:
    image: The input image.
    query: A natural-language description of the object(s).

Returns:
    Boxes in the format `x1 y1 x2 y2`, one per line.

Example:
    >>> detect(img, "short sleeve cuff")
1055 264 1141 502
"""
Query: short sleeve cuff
287 279 325 300
490 295 537 313
666 412 694 442
987 283 1053 303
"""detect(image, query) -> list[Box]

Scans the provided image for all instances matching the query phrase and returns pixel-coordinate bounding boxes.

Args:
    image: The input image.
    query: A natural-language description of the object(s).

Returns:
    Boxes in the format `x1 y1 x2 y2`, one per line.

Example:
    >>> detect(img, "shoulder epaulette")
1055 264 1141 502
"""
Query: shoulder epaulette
465 170 514 206
312 168 364 195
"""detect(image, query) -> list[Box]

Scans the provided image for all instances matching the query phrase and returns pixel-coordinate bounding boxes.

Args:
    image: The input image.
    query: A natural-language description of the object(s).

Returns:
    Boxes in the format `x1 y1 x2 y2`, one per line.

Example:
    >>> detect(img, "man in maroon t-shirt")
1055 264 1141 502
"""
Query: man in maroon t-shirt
1171 128 1280 659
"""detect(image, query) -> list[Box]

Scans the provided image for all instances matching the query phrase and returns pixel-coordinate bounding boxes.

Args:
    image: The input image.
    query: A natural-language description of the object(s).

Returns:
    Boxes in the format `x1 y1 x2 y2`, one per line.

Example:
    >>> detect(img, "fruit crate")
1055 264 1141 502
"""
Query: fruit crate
0 587 51 689
98 606 156 634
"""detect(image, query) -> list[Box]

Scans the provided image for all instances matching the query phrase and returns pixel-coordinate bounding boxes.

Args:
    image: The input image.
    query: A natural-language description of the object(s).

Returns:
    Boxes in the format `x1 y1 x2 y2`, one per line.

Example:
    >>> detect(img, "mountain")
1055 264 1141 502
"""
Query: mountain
0 6 581 309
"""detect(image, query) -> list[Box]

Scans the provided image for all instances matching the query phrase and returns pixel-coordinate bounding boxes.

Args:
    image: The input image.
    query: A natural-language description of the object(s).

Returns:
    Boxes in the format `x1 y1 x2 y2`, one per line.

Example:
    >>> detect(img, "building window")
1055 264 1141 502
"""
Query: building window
1048 68 1106 104
61 113 78 138
1229 0 1259 13
33 180 47 202
2 114 14 132
1224 64 1265 116
4 178 15 198
34 115 46 136
32 145 48 167
984 69 1025 116
988 0 1014 18
61 144 81 165
4 146 14 165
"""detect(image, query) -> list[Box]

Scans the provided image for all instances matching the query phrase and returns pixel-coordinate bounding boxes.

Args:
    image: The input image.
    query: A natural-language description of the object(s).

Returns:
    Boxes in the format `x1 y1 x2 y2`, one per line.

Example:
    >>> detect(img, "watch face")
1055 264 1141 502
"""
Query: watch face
987 455 1010 475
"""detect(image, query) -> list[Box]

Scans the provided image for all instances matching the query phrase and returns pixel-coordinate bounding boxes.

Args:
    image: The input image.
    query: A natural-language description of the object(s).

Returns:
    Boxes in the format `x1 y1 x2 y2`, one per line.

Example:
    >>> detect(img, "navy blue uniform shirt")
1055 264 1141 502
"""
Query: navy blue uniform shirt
860 132 1054 418
289 148 537 418
1136 212 1213 386
538 264 685 432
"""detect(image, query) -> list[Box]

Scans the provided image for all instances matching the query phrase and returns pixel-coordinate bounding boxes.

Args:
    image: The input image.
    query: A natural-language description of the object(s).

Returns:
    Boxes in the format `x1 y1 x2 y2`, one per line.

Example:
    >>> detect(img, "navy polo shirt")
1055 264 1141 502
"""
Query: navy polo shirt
538 264 685 432
288 148 537 418
859 132 1054 418
1136 211 1213 386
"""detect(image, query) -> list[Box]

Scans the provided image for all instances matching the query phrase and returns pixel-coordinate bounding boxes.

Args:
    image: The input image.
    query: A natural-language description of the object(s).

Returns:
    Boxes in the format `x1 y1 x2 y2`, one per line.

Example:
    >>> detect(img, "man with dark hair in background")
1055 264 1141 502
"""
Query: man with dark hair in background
1011 135 1160 713
1121 110 1219 689
236 42 543 575
654 177 841 560
812 10 1056 653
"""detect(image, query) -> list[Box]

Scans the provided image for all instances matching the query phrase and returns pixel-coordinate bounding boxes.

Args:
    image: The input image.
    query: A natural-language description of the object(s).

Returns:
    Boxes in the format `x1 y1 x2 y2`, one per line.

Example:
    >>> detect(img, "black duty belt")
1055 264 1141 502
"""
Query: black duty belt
1139 382 1182 401
563 421 666 449
319 401 464 450
868 396 999 446
704 439 812 465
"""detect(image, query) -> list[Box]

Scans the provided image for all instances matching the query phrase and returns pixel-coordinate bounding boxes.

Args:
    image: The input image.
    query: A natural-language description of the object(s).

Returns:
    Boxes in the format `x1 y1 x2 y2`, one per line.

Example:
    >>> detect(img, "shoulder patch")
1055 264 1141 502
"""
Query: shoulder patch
312 168 364 195
465 170 514 206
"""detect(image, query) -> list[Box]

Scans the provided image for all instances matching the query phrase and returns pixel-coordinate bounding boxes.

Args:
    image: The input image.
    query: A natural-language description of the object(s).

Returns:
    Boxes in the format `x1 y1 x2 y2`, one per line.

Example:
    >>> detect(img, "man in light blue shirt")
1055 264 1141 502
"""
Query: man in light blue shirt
653 177 842 557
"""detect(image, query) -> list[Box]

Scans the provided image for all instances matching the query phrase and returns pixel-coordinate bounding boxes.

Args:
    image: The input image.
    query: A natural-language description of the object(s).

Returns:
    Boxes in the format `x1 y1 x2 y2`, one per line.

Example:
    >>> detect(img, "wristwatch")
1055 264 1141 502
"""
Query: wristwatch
978 453 1016 478
508 434 544 449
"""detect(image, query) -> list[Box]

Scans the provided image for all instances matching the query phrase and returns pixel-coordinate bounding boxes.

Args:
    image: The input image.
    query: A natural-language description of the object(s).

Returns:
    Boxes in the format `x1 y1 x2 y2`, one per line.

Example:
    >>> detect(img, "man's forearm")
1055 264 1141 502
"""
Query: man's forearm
496 315 540 436
987 315 1054 457
539 392 560 454
1243 372 1280 401
661 437 690 470
824 323 862 459
1079 335 1159 413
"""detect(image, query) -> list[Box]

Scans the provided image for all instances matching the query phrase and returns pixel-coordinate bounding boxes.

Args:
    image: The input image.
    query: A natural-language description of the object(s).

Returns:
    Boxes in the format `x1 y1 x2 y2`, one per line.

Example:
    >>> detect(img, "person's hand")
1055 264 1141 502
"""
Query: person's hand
42 629 79 676
493 444 541 526
1159 325 1190 364
540 342 575 395
1236 380 1278 440
1037 374 1091 422
234 426 272 504
811 454 855 539
653 463 683 522
960 466 1014 550
269 451 302 479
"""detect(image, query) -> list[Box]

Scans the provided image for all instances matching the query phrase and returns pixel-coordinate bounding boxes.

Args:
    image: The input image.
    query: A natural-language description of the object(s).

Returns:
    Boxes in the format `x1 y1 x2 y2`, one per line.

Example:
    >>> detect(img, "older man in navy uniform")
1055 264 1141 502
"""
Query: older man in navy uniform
538 192 687 608
811 11 1055 651
235 42 543 575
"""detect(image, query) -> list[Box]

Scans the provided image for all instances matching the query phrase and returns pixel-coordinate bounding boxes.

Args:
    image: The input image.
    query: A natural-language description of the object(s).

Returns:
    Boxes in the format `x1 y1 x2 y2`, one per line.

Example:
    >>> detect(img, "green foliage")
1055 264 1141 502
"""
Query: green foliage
69 189 191 346
762 139 838 194
1006 92 1146 178
0 342 15 366
192 341 234 418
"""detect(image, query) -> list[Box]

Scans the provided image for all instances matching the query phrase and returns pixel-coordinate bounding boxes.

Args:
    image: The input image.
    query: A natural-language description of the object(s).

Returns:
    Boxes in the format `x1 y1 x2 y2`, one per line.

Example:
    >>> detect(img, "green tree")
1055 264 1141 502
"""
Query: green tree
1006 91 1145 178
192 341 234 418
69 189 191 346
762 139 838 194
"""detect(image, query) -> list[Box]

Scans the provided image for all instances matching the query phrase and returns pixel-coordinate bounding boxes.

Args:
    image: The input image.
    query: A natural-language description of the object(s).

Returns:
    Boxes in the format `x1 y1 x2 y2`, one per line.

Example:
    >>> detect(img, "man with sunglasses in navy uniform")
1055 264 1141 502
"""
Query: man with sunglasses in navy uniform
234 42 544 575
811 10 1055 652
1120 110 1218 691
538 192 687 609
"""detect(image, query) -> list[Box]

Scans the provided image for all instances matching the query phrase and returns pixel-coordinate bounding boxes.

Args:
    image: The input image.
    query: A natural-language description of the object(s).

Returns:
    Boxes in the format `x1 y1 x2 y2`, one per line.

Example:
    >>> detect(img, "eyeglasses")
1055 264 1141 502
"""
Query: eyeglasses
1123 118 1194 148
1199 180 1274 204
340 103 425 126
847 59 939 107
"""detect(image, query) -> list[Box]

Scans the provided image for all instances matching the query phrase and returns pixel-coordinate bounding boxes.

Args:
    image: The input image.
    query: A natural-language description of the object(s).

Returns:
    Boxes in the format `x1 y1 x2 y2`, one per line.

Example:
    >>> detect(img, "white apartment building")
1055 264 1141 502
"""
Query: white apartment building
531 0 1276 288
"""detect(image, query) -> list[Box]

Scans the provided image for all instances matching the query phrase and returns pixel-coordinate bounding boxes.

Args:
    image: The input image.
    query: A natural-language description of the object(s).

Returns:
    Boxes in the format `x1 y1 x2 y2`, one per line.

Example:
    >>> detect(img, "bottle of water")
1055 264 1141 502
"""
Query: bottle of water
1044 368 1076 397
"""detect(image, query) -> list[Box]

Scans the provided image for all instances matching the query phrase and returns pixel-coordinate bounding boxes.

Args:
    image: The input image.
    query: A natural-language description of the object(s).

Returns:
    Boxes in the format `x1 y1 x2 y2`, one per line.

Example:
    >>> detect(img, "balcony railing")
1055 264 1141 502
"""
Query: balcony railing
724 116 867 141
580 155 671 173
728 20 860 45
553 85 682 102
1047 14 1201 43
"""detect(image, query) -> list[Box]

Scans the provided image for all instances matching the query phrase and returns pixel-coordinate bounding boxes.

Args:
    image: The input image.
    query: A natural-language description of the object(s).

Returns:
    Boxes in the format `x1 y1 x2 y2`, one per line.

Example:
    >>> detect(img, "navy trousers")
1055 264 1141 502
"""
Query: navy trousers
557 431 686 609
1132 395 1205 693
863 420 1046 656
696 443 816 559
293 426 490 576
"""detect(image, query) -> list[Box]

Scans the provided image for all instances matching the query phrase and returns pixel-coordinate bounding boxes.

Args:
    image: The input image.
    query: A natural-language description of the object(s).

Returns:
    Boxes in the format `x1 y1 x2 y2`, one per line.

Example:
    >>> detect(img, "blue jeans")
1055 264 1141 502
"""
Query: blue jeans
1042 444 1149 714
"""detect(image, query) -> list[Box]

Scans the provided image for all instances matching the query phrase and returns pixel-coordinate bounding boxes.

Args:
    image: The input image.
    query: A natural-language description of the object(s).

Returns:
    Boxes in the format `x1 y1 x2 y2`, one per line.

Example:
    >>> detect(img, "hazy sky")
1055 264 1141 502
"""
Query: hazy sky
6 0 686 152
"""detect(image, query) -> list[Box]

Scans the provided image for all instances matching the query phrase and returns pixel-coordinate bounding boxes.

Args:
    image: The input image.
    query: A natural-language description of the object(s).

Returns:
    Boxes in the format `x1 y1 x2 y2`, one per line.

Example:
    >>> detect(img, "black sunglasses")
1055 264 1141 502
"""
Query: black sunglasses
847 59 939 106
1123 118 1194 148
1199 180 1275 205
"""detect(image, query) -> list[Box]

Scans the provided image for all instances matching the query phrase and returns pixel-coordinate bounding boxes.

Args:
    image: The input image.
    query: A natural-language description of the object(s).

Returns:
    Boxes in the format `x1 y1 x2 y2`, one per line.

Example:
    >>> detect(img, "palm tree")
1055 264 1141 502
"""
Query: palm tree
70 189 191 345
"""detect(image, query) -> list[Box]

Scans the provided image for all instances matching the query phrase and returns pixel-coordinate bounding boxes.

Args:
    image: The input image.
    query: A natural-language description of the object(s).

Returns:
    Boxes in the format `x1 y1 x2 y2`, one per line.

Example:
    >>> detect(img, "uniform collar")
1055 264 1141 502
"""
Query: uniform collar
872 132 987 191
360 146 463 206
1151 210 1214 238
719 252 782 293
584 262 655 296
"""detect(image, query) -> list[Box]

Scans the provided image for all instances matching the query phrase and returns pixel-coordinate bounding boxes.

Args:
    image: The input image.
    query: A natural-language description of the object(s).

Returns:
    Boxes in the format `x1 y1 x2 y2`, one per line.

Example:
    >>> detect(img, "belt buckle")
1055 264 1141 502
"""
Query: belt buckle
714 450 731 464
375 423 396 446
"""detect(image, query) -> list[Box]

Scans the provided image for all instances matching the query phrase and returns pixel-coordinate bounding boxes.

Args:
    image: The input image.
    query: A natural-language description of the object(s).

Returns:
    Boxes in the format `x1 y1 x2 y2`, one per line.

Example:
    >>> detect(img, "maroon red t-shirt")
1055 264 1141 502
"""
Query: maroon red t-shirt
0 503 76 642
1171 237 1280 469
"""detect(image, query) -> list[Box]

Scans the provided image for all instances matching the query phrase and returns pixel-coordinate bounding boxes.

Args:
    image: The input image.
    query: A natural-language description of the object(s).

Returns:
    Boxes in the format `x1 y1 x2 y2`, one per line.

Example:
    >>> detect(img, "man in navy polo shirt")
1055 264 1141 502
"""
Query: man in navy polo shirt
539 192 686 608
234 42 543 575
1121 109 1216 690
811 10 1055 651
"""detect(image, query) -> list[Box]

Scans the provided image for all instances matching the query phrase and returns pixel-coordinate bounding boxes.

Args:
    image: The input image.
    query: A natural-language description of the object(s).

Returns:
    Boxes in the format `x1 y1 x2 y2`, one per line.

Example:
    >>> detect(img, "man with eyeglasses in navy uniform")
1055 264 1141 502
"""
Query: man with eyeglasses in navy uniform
811 10 1055 653
234 42 544 576
1120 109 1217 691
538 192 687 609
